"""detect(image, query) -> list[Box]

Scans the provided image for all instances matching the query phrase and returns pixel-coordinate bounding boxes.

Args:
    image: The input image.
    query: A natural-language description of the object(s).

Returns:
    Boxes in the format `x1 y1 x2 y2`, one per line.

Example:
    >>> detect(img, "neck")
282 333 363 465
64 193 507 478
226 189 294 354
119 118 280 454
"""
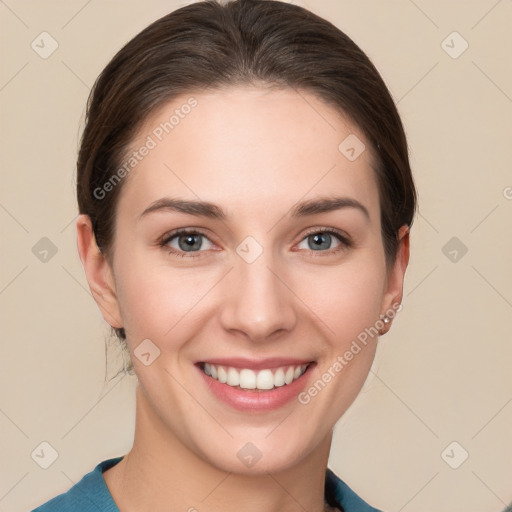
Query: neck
104 384 336 512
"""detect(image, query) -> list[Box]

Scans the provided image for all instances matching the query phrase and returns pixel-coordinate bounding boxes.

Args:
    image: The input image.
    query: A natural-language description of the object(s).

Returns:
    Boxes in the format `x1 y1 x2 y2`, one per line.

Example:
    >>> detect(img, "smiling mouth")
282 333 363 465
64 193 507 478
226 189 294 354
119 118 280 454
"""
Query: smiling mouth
197 361 313 391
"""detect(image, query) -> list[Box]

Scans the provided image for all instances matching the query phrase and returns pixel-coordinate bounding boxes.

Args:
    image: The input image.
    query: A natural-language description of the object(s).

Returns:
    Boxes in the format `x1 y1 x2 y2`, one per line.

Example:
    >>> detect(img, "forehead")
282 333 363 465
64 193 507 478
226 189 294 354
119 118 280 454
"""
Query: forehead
117 86 379 219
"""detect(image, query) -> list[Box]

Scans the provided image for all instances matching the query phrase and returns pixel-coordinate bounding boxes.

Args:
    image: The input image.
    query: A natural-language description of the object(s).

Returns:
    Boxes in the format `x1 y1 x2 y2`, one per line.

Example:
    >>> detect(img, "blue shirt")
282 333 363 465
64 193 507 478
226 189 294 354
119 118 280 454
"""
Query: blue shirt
31 456 382 512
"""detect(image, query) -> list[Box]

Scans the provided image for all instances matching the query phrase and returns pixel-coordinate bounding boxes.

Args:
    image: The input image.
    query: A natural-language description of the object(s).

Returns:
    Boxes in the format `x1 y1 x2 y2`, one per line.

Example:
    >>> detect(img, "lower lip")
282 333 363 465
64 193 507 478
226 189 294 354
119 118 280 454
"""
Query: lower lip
195 363 316 412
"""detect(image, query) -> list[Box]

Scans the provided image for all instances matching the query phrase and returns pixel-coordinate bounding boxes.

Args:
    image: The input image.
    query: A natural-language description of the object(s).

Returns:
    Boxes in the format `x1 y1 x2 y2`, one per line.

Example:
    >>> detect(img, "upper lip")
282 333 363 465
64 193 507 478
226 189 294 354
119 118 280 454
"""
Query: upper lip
197 357 315 371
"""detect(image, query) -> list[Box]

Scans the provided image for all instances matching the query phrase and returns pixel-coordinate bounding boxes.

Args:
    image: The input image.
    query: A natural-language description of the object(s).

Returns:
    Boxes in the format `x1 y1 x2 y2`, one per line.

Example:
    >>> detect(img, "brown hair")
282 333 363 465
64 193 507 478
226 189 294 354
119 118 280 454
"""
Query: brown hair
77 0 417 346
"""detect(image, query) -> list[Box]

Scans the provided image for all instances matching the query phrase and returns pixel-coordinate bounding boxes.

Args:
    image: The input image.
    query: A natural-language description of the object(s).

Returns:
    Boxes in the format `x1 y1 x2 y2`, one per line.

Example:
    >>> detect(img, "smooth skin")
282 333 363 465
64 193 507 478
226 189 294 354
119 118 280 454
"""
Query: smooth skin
77 85 409 512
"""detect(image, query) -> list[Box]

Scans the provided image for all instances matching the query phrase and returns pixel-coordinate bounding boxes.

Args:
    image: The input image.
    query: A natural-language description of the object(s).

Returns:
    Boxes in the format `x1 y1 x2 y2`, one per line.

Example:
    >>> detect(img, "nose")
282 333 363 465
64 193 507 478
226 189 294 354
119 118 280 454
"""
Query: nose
219 249 297 343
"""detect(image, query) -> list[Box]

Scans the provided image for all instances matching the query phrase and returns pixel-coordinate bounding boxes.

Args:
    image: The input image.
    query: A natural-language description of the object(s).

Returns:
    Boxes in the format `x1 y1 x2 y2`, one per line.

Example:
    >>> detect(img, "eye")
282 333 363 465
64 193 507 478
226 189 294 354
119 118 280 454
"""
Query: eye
296 228 351 254
160 229 214 257
159 227 351 259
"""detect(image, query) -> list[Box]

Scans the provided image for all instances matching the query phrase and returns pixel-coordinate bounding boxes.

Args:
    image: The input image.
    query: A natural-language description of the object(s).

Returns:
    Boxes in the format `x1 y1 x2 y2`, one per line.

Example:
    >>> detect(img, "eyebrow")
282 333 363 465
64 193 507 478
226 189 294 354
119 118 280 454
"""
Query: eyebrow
138 196 370 222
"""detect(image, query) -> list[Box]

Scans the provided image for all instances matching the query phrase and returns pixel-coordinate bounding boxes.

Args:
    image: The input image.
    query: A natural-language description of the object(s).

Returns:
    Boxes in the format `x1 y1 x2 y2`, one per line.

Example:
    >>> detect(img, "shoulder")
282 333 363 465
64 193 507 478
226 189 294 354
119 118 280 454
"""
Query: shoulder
325 467 384 512
31 457 123 512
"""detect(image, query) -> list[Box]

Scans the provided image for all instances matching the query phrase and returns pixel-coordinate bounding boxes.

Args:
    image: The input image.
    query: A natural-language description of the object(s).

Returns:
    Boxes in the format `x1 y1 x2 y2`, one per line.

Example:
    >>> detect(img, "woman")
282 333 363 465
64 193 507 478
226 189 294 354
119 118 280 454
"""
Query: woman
33 0 415 510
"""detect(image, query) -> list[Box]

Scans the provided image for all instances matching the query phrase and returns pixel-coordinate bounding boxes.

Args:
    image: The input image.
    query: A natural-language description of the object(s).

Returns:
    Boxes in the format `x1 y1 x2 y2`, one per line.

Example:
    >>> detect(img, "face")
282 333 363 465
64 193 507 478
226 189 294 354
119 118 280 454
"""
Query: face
81 85 408 474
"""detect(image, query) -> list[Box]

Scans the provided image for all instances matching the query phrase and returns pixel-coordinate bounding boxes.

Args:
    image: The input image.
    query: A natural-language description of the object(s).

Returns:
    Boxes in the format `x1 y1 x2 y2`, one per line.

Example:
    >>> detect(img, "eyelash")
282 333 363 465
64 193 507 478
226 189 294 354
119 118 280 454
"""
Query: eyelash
158 227 352 259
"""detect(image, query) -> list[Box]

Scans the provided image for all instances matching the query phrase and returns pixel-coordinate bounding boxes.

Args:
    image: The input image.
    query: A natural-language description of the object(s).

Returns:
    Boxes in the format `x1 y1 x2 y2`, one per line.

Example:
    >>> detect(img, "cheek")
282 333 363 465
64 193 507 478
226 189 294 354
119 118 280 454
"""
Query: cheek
296 258 386 345
113 235 386 353
113 252 219 340
291 259 385 422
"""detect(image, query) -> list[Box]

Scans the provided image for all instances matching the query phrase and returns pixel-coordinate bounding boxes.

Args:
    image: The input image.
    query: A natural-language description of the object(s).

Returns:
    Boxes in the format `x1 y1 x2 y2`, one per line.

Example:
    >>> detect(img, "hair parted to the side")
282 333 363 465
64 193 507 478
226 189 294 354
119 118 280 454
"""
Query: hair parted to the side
76 0 417 369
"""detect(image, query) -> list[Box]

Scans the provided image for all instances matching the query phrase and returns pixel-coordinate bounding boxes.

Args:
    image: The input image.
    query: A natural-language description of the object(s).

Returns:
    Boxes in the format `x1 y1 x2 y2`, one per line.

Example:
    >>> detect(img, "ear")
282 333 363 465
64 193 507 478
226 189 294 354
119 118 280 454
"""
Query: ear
76 214 123 330
379 224 410 336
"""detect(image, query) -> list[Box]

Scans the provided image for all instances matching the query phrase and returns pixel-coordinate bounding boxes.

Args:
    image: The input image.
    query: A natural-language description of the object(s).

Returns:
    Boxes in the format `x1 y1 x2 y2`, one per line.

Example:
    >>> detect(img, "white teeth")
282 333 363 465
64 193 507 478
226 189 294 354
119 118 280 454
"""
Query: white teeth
285 366 295 385
227 367 240 386
201 363 309 390
256 369 274 390
273 368 285 387
239 369 256 389
217 366 227 383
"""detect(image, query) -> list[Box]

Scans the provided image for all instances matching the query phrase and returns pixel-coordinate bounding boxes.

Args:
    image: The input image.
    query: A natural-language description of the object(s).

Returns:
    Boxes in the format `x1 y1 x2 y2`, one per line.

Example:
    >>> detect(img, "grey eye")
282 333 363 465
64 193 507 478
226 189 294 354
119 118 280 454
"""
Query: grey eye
167 232 214 252
297 232 341 251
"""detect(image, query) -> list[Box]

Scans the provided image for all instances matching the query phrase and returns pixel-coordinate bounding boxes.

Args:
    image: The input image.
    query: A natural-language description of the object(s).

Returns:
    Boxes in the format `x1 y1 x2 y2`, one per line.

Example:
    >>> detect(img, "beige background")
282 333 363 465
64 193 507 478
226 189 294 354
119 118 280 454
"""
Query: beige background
1 1 511 511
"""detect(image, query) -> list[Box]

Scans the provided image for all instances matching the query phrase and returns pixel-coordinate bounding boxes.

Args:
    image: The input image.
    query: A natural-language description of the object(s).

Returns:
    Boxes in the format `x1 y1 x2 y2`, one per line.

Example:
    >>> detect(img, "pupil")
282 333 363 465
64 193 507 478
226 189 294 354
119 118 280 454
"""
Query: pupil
310 233 330 251
179 234 201 251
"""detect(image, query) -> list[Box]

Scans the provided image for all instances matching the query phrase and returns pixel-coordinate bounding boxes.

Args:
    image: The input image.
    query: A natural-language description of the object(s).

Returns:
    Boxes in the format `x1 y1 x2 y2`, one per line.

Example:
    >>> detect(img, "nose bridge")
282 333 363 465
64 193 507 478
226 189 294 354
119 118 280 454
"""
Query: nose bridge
219 243 296 341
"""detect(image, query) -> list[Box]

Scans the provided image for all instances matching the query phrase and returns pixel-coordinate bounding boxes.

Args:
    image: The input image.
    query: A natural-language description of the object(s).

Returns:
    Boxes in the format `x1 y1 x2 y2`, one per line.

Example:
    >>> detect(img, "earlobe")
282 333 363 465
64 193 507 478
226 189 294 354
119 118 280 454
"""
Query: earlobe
379 225 410 336
76 214 123 329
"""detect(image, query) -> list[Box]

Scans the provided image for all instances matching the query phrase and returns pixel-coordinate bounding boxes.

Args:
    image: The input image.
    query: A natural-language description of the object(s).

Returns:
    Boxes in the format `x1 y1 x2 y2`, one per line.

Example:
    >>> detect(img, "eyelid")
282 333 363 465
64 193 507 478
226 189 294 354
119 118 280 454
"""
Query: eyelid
159 228 218 258
159 226 352 258
299 226 351 245
293 226 352 255
159 227 213 245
